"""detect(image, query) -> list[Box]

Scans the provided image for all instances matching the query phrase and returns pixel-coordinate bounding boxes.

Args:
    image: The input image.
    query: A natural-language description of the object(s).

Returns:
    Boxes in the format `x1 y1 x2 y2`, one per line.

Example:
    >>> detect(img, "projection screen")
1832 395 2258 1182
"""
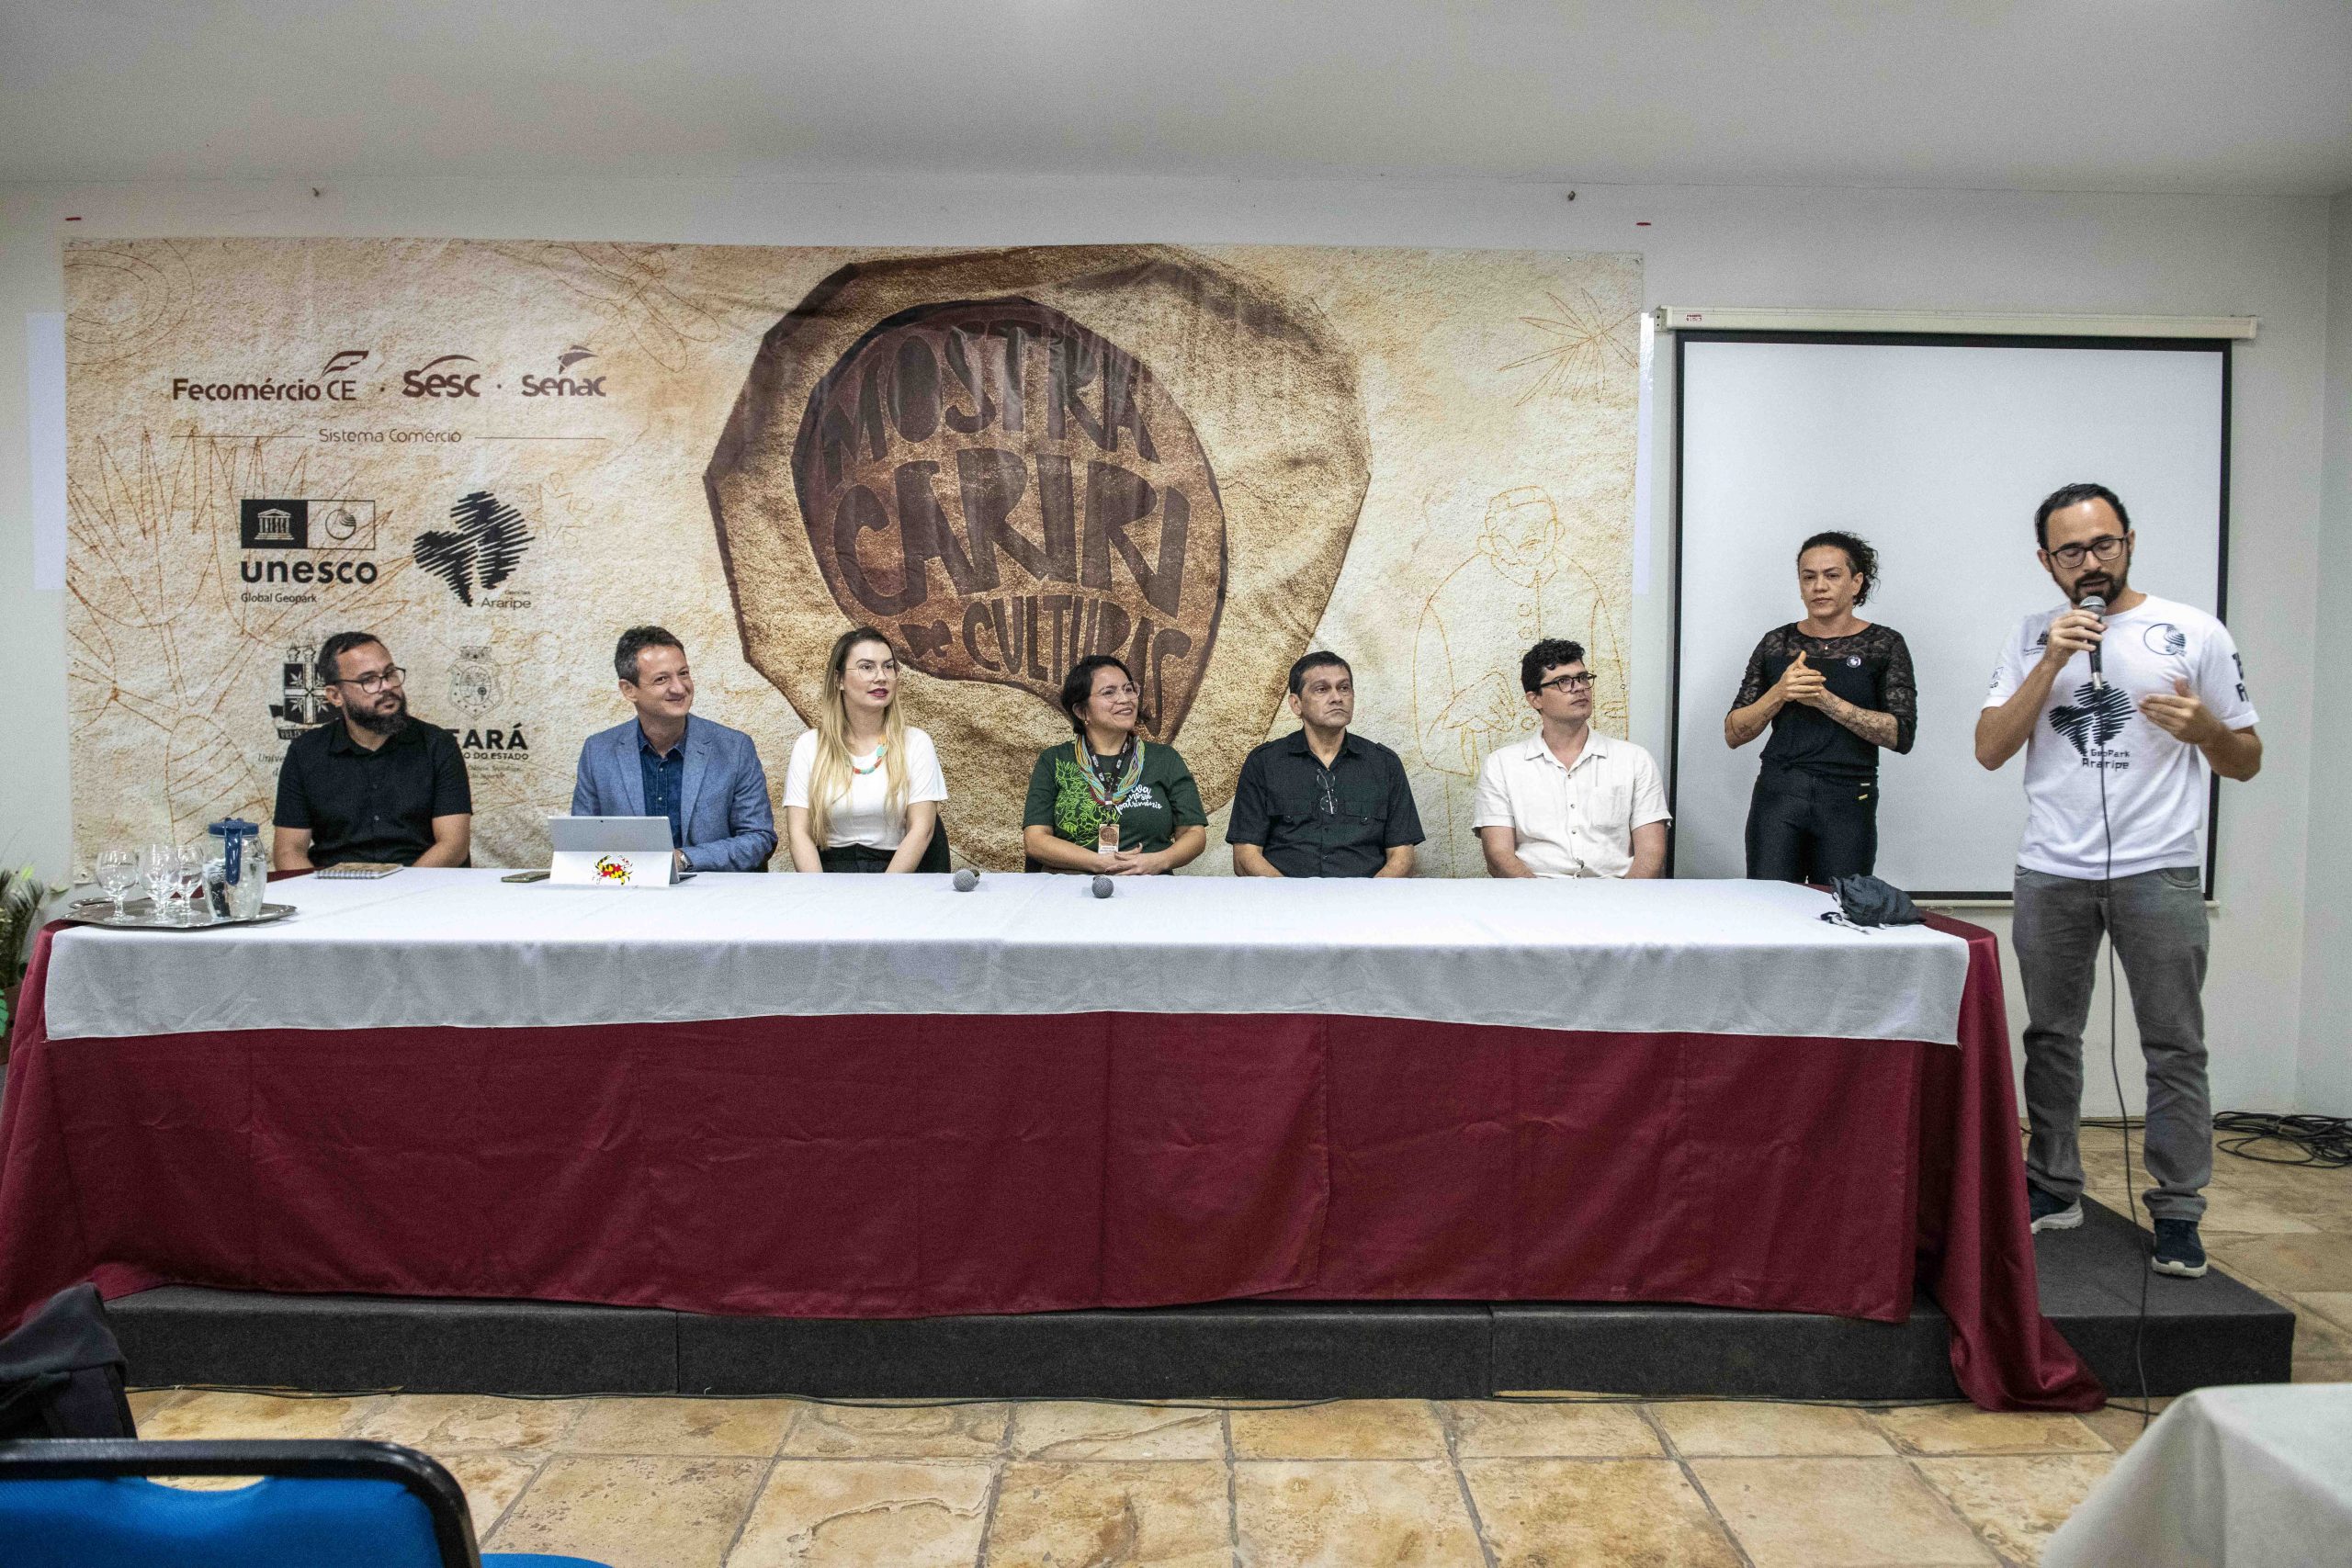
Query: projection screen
1671 333 2229 899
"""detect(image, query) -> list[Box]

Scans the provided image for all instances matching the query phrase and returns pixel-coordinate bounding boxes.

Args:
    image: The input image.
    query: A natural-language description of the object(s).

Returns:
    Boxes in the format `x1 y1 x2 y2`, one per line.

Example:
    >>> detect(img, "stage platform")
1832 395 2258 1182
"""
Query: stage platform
106 1201 2290 1404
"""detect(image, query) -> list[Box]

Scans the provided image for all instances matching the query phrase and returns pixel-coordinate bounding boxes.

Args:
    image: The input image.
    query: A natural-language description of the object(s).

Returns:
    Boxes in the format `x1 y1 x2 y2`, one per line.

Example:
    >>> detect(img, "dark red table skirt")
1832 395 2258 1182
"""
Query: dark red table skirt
0 914 2098 1411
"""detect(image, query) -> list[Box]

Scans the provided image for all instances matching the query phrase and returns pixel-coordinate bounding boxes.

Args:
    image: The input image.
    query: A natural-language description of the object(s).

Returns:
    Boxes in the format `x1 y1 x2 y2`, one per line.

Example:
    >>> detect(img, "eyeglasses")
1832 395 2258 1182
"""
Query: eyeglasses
1538 672 1597 694
332 667 406 693
2047 536 2127 569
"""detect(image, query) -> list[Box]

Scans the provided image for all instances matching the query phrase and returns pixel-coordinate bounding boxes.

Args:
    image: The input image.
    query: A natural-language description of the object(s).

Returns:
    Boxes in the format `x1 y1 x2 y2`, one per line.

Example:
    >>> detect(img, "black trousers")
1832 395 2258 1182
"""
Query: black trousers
816 825 952 874
1744 764 1879 883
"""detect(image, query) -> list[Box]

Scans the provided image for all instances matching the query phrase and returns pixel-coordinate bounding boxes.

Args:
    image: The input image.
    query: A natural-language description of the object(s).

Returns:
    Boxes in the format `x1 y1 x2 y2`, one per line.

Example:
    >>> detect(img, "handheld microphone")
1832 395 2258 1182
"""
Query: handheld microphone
1091 875 1114 899
952 866 979 892
2079 592 2107 689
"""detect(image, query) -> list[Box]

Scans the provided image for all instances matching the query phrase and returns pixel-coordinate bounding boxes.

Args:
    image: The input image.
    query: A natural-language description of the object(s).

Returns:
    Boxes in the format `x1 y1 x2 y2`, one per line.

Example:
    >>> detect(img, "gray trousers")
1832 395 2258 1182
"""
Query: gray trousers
2013 864 2211 1222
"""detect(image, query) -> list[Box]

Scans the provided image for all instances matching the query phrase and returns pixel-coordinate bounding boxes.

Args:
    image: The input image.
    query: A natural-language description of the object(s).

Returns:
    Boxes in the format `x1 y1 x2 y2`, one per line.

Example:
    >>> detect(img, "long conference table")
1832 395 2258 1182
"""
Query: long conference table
0 871 2098 1411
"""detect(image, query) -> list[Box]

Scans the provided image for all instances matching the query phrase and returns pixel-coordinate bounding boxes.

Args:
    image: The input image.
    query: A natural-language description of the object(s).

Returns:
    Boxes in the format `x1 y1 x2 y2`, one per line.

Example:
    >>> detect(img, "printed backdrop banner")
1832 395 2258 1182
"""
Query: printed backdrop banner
64 240 1640 873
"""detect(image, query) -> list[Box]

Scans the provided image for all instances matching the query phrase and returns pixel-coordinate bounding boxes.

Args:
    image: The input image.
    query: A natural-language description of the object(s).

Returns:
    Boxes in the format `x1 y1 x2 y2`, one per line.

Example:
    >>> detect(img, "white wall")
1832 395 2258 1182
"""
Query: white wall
2303 194 2352 1116
0 175 2335 1111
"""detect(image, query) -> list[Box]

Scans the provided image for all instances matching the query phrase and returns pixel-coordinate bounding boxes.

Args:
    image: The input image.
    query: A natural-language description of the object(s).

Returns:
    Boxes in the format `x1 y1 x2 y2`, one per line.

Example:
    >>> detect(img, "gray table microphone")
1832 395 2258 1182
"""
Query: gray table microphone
1091 875 1114 898
952 866 979 892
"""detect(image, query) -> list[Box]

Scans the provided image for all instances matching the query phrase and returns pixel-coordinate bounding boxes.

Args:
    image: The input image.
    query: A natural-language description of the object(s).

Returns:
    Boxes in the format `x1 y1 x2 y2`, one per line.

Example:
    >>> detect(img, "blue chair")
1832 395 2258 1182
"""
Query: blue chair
0 1438 609 1568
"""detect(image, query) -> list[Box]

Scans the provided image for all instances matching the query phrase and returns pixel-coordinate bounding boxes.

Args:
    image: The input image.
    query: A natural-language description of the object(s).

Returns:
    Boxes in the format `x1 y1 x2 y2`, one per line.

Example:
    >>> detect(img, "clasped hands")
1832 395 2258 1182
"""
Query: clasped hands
1087 845 1162 875
1773 650 1831 710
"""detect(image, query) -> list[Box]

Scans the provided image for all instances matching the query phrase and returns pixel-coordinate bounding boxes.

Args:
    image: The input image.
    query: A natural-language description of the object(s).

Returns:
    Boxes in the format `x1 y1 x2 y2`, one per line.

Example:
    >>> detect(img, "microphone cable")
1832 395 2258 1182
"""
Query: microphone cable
2086 597 2154 1427
2211 1111 2352 1169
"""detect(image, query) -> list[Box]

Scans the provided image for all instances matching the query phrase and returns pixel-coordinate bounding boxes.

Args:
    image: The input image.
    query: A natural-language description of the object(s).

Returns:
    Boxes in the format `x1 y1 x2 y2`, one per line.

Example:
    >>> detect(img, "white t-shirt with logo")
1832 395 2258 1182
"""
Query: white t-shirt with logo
1984 594 2256 881
783 727 949 850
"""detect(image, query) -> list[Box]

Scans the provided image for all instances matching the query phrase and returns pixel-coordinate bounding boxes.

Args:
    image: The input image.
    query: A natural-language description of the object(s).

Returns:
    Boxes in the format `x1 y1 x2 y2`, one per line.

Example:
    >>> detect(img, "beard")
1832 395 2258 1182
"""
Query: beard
344 694 410 736
2070 566 2128 604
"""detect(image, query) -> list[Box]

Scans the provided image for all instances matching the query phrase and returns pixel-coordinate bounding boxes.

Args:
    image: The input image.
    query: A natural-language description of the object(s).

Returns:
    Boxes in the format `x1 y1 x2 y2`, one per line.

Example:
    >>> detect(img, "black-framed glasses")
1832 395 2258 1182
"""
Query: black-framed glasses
1538 672 1597 694
2047 536 2127 569
332 666 406 693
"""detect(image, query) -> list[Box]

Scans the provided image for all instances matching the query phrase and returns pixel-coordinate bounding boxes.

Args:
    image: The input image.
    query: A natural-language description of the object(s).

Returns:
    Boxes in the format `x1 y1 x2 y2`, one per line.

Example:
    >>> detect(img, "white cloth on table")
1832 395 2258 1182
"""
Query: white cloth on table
781 727 948 851
2042 1383 2352 1568
40 870 1969 1043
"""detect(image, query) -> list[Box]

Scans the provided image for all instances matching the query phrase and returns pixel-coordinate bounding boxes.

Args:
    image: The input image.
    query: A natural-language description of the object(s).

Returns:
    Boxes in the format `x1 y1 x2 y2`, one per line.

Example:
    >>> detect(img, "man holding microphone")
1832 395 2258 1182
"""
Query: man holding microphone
1975 483 2260 1279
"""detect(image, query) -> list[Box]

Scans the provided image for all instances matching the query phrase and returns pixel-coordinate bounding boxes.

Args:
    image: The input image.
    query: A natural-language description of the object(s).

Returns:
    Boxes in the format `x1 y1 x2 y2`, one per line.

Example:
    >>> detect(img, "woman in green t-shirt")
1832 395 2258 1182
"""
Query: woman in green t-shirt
1023 654 1208 874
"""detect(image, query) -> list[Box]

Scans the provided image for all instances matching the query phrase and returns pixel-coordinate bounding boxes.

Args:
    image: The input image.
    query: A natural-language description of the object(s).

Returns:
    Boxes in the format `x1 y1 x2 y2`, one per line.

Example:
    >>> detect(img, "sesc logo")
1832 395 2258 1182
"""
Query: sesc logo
521 344 606 398
401 354 483 399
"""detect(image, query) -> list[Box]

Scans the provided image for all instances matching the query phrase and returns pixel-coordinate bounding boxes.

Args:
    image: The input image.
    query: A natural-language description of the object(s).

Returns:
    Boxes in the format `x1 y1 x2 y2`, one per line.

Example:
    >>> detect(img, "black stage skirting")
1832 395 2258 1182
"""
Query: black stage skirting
107 1201 2289 1403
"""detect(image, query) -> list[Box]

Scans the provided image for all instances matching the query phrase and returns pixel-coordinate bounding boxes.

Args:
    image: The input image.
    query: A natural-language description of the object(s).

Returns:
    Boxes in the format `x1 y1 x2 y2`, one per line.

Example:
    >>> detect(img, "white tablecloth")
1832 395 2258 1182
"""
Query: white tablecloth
2043 1383 2352 1568
41 870 1970 1043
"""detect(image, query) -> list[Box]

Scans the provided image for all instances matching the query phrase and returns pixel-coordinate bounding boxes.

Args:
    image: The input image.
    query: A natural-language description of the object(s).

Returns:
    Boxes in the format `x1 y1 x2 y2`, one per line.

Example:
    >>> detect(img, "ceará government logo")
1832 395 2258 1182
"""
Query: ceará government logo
174 348 369 402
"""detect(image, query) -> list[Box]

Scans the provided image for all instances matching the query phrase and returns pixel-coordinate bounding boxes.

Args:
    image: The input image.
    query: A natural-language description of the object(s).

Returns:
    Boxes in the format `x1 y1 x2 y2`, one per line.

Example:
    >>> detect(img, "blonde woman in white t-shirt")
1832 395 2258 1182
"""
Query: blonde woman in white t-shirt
784 626 949 873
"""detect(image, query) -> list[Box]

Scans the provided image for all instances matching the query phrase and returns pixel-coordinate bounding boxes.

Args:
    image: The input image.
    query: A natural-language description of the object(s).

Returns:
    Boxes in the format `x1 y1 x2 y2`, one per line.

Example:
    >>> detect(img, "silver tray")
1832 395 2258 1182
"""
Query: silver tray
65 897 295 931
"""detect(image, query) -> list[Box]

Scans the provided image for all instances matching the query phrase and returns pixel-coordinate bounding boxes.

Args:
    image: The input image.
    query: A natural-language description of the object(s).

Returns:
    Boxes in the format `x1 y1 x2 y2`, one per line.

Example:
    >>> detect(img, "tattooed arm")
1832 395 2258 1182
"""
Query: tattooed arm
1802 689 1901 750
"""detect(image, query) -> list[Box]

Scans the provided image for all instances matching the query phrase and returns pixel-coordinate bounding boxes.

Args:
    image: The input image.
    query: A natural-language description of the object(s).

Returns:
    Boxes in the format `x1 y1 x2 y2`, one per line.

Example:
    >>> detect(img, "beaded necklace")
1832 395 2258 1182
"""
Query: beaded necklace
1073 734 1144 813
848 740 889 777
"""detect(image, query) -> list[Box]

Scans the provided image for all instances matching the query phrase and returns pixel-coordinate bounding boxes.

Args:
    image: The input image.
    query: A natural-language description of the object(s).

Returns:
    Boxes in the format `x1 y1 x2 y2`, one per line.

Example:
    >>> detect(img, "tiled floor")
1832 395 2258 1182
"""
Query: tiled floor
122 1127 2348 1568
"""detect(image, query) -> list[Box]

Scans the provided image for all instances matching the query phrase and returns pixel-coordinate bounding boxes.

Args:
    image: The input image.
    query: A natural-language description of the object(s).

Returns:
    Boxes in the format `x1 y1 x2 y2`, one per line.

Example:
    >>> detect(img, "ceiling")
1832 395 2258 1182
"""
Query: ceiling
5 1 2348 195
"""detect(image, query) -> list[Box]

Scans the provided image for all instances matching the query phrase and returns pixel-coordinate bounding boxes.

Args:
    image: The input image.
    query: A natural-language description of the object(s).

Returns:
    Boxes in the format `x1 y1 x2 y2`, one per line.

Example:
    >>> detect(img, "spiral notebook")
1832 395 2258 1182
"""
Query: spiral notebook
315 863 401 880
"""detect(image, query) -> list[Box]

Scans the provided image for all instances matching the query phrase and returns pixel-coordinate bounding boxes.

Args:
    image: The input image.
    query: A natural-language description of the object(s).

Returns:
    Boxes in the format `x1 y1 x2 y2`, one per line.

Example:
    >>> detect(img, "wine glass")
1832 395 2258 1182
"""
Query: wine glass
144 842 178 923
96 849 139 918
173 845 209 924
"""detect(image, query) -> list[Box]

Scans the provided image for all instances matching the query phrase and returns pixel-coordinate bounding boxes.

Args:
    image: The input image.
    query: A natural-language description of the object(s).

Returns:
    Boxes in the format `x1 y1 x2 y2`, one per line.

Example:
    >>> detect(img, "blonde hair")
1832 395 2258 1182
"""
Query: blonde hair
807 627 911 848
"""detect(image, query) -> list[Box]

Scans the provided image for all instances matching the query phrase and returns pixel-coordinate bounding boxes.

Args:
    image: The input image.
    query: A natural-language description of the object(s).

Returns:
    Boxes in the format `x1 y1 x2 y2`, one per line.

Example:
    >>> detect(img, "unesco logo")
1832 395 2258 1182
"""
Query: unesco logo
238 499 380 586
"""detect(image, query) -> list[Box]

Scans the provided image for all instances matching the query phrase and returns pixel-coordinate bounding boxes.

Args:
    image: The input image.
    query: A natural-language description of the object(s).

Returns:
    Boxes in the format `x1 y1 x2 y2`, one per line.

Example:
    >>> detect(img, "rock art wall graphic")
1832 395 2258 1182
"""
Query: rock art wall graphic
63 239 1640 874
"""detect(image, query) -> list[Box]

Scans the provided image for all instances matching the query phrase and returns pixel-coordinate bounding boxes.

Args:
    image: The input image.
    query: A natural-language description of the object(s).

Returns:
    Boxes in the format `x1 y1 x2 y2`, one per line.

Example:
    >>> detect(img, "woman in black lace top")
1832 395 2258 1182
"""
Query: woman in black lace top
1724 532 1917 882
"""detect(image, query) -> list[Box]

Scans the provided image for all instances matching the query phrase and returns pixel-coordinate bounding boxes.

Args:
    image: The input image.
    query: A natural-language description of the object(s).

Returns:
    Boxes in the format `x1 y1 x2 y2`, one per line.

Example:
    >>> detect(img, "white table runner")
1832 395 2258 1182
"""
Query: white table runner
41 871 1971 1043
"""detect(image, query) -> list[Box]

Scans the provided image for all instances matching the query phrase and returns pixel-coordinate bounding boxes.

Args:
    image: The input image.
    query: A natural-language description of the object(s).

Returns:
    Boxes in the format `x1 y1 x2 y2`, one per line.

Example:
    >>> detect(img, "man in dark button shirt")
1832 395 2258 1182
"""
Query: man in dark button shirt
1228 651 1423 878
272 631 472 871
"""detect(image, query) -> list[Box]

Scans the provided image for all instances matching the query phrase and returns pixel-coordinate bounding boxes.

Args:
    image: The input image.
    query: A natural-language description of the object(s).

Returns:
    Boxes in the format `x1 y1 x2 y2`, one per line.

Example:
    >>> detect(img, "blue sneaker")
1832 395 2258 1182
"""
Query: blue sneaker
2028 1183 2083 1234
2152 1218 2208 1278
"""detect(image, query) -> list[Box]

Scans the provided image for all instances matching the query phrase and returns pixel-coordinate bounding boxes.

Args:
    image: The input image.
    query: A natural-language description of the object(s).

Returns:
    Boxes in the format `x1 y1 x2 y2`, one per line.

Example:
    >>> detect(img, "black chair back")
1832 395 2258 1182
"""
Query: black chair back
917 818 952 874
0 1285 134 1440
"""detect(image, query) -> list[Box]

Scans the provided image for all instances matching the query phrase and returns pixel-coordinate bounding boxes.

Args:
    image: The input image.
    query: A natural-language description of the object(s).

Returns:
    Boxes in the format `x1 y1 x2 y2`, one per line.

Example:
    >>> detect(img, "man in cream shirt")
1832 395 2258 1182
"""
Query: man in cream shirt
1473 638 1669 878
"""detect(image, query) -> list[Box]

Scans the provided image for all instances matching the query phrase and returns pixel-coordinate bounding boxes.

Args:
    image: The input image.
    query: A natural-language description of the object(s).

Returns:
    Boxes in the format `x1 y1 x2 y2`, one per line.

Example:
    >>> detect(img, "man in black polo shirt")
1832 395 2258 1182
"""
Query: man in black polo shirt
1228 651 1423 877
273 631 472 871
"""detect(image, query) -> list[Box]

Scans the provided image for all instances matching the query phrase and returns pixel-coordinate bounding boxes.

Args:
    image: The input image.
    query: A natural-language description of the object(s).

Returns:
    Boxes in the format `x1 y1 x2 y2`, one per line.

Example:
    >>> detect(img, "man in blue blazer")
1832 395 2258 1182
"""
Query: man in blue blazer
571 626 778 872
